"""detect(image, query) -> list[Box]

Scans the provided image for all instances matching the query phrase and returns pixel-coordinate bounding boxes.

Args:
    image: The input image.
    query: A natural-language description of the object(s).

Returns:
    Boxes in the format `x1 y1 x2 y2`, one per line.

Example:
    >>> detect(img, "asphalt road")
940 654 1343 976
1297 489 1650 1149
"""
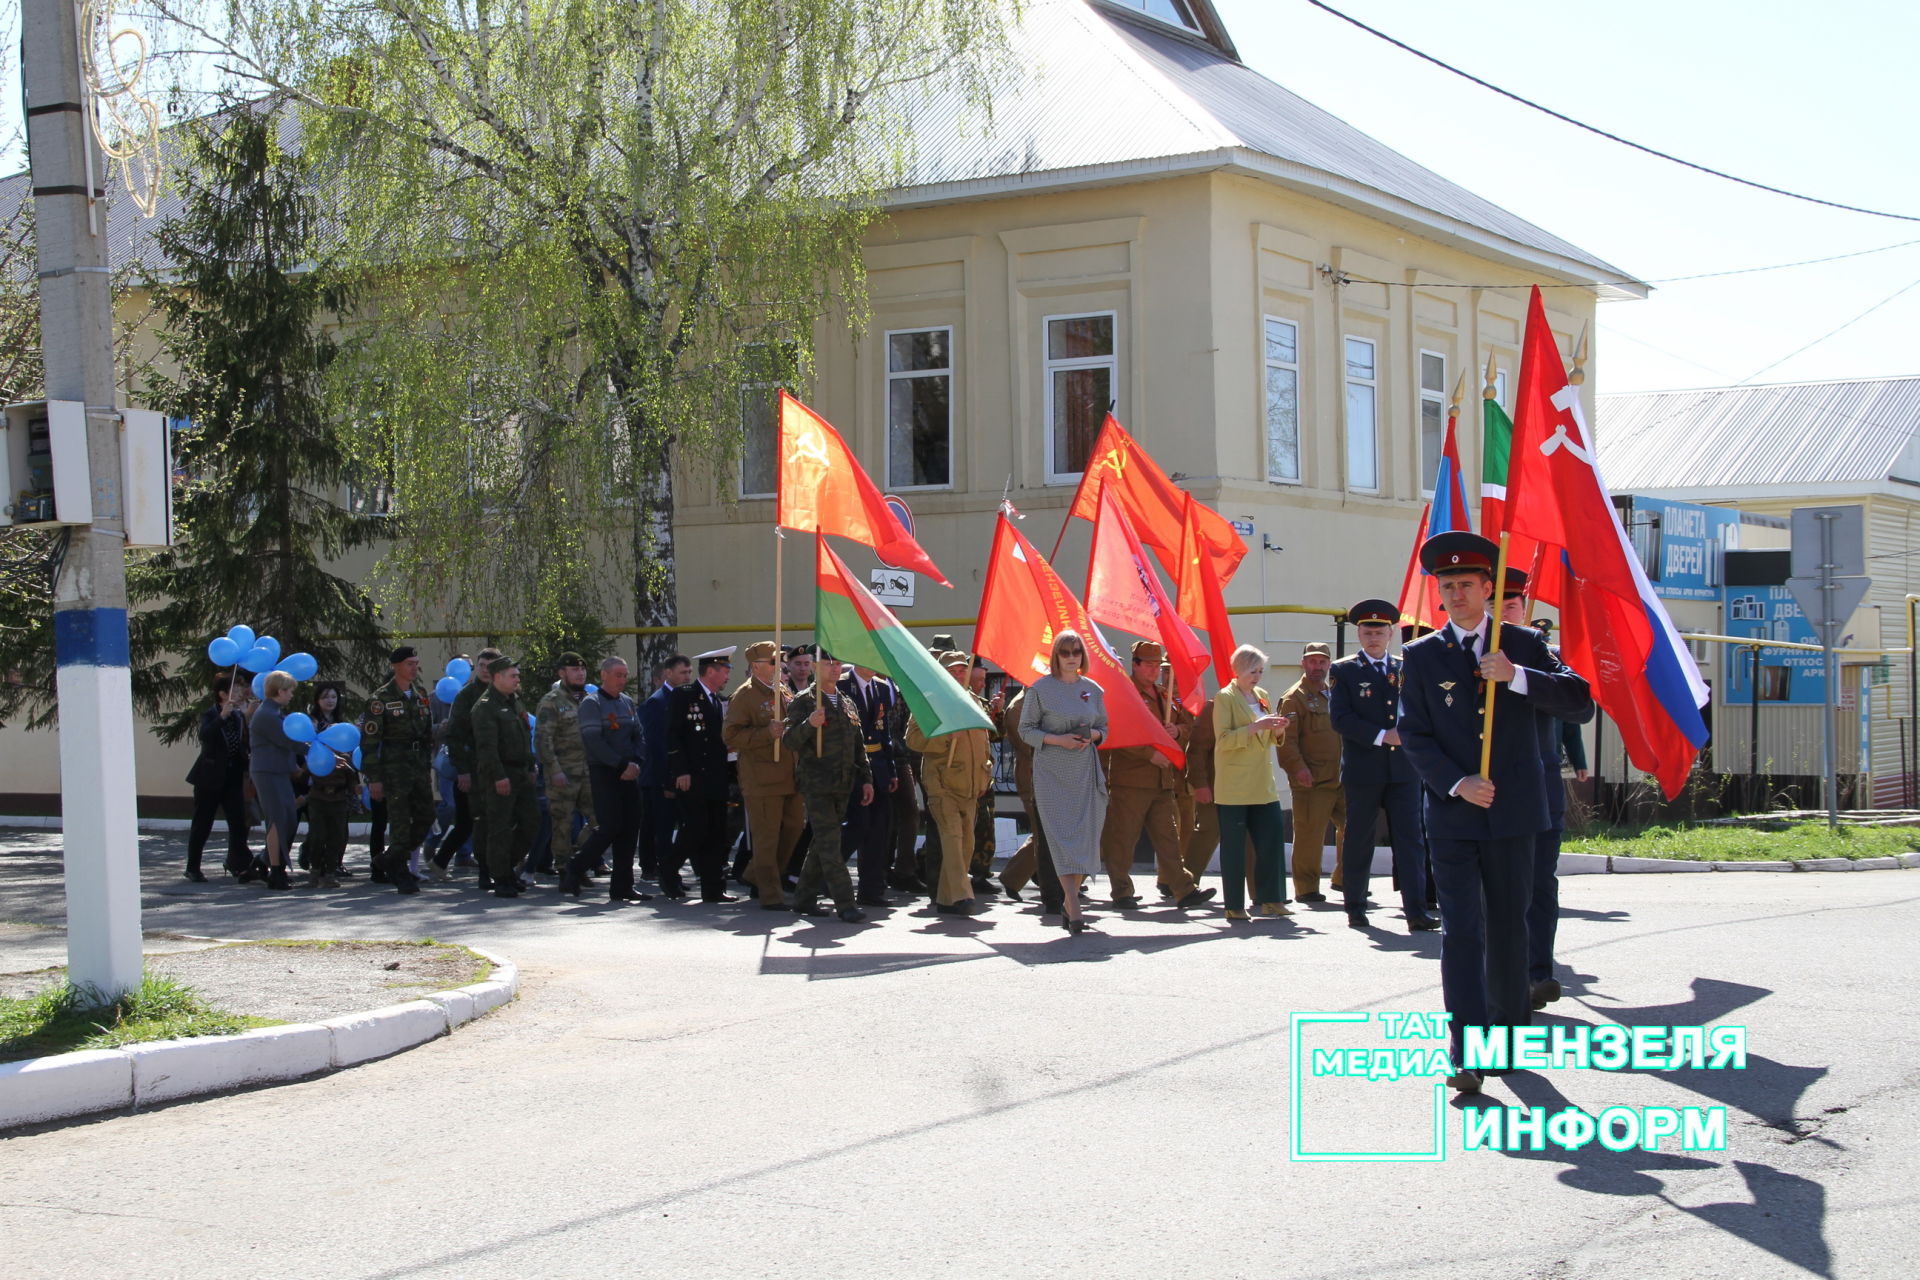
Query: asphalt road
2 829 1917 1280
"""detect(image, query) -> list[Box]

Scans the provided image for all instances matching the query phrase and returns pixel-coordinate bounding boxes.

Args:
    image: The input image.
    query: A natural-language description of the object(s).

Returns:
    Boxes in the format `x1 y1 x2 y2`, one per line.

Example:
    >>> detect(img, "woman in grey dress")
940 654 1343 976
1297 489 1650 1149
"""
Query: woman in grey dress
1018 630 1109 933
248 670 302 891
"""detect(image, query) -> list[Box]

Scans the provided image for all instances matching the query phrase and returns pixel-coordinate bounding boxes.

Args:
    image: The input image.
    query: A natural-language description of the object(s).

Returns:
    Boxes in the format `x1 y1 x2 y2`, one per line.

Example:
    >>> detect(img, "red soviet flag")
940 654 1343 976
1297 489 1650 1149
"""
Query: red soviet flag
1087 487 1210 713
1173 494 1238 687
775 390 949 586
1061 415 1246 585
976 511 1185 769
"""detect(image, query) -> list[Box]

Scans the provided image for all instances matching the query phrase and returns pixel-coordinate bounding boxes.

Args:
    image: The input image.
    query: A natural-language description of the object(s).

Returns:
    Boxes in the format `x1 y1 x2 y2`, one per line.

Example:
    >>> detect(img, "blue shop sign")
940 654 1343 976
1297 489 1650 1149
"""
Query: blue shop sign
1722 584 1825 706
1624 497 1742 601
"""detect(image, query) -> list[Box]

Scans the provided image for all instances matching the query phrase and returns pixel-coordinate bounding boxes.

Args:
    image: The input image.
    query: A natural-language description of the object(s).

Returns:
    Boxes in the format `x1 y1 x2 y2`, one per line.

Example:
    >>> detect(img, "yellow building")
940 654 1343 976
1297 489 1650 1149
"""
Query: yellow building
2 0 1639 809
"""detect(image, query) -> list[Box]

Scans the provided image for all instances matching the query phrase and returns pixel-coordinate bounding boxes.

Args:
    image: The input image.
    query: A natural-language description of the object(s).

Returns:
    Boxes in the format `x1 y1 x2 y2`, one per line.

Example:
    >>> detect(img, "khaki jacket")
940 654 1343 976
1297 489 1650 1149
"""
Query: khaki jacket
723 678 797 796
1276 678 1342 786
906 711 993 800
1185 696 1216 794
1104 679 1189 791
1001 691 1033 797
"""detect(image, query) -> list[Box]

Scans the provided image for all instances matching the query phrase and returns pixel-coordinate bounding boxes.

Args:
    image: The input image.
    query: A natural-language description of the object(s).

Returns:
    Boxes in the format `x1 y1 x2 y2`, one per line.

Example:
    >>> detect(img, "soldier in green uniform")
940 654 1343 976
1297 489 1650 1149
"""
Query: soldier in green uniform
782 651 874 923
473 654 539 899
535 651 597 878
361 646 433 895
443 645 502 889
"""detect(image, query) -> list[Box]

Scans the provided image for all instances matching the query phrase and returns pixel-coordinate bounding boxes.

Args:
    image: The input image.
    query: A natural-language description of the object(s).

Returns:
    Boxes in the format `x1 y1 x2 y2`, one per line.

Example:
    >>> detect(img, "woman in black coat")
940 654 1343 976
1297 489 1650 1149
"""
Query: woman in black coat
184 673 252 881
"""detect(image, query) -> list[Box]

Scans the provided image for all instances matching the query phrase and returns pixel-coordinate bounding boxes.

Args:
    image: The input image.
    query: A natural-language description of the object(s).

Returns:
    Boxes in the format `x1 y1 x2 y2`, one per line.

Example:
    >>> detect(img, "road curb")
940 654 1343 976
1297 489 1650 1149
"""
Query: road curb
0 947 518 1130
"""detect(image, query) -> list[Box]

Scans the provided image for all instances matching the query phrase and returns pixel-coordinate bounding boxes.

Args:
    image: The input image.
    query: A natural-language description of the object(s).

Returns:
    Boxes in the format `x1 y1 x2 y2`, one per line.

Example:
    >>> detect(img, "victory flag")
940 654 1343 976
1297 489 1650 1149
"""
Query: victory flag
775 391 949 586
1505 287 1708 798
1172 494 1237 689
1060 415 1247 586
815 540 991 739
977 512 1185 769
1481 384 1562 606
1087 487 1210 714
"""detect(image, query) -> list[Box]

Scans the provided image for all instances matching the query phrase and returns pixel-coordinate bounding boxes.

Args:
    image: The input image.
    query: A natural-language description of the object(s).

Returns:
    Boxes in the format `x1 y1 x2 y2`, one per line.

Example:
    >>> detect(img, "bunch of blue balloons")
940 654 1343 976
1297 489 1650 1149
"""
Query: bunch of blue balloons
205 624 318 700
433 656 473 704
282 713 363 776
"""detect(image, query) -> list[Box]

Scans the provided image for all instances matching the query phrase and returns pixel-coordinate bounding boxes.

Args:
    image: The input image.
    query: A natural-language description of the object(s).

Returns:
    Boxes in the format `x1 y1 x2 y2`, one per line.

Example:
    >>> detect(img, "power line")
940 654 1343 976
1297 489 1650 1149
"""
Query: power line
1736 274 1920 385
1303 0 1920 224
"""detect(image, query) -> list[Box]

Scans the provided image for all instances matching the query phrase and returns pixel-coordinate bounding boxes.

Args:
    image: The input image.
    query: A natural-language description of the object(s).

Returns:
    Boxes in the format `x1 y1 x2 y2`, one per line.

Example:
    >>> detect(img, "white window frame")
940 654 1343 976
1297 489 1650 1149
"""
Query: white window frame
1262 314 1302 485
1344 335 1380 494
1418 348 1448 498
883 324 955 492
1042 309 1119 486
737 381 779 500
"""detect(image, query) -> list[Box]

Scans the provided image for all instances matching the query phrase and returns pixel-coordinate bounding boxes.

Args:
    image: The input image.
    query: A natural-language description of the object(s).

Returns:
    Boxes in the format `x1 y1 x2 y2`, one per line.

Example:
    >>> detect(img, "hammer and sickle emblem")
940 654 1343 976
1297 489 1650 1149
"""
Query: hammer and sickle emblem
1098 446 1128 482
787 424 833 470
1538 384 1594 466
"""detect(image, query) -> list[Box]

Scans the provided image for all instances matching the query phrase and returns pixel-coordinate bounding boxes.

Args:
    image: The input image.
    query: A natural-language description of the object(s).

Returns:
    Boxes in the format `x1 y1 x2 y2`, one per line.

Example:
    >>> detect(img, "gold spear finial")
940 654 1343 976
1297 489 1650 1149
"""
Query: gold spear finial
1570 323 1590 387
1448 371 1466 420
1482 351 1498 400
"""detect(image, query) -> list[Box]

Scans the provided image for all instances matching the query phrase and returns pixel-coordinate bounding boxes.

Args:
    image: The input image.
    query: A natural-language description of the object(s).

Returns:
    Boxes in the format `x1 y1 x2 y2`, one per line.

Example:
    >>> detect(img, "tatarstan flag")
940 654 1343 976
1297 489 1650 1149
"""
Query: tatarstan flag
815 539 990 740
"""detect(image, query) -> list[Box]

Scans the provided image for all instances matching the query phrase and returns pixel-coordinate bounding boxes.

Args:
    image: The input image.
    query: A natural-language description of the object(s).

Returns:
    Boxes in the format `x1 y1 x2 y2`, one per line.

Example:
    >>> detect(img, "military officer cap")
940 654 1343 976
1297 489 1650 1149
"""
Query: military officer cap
388 644 418 664
940 650 973 670
486 654 518 676
743 640 780 663
692 646 736 662
1347 598 1399 627
1301 642 1332 659
1420 531 1500 577
790 643 818 659
1502 566 1530 599
1131 640 1165 663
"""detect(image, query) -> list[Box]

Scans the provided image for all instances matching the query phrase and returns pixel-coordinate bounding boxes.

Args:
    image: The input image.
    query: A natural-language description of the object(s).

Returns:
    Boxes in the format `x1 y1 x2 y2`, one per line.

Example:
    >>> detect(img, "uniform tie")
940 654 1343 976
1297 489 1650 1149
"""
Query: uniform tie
1462 632 1478 662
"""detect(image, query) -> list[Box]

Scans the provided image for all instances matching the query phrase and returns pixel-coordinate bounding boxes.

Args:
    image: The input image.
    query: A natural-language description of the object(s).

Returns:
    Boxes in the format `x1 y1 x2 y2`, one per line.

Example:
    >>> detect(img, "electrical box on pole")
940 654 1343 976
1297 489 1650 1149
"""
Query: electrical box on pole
3 400 174 545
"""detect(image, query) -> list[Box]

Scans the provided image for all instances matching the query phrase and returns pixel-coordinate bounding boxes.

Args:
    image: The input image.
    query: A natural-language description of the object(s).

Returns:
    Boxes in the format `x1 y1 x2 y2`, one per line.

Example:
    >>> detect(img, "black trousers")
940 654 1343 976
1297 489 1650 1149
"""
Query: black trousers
188 782 250 875
666 792 728 897
574 764 643 897
1030 808 1066 914
1527 826 1564 983
368 797 388 864
1340 777 1429 919
1430 834 1534 1069
640 787 677 878
437 789 473 865
843 781 894 896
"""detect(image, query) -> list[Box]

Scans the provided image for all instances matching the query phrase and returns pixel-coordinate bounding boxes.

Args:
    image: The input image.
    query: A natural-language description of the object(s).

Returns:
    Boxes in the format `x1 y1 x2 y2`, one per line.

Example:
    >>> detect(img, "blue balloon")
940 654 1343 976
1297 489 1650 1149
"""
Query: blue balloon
445 657 472 684
227 624 256 649
319 722 360 753
282 711 317 743
282 651 318 682
306 741 336 776
253 635 282 666
434 675 461 704
586 684 598 696
251 671 268 699
239 646 275 673
350 747 363 770
208 636 242 666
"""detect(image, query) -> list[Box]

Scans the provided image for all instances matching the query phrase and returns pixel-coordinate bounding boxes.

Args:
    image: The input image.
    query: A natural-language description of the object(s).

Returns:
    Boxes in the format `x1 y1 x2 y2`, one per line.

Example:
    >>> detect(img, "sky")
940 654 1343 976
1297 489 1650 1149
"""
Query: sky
7 1 1918 396
1212 0 1920 394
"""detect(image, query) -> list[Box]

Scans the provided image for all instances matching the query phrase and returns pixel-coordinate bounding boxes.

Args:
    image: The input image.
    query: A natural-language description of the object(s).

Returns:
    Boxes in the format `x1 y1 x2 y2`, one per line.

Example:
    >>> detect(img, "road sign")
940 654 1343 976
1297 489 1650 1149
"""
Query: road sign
877 495 916 569
870 568 916 607
1784 574 1871 636
1790 505 1864 578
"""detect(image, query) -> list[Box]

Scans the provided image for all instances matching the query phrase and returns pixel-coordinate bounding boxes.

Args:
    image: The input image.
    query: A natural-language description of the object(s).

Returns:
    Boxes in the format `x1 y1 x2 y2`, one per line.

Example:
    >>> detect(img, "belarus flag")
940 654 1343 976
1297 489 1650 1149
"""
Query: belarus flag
1504 288 1709 798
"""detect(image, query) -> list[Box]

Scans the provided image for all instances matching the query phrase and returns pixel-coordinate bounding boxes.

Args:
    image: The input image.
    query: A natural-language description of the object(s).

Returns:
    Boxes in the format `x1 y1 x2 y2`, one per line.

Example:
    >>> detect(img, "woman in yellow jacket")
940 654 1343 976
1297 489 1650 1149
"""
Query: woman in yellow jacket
1212 644 1294 921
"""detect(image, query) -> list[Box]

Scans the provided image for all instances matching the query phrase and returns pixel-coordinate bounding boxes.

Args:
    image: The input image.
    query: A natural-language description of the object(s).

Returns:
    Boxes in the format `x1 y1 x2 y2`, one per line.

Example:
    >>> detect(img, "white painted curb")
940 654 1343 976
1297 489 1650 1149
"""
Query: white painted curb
0 947 518 1130
1714 860 1794 872
1612 855 1714 873
1558 852 1608 876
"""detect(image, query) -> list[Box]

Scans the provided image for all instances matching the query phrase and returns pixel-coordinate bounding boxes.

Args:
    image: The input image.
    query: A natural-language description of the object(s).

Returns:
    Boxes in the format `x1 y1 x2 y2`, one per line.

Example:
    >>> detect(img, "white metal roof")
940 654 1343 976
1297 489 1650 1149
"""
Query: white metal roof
1597 376 1920 493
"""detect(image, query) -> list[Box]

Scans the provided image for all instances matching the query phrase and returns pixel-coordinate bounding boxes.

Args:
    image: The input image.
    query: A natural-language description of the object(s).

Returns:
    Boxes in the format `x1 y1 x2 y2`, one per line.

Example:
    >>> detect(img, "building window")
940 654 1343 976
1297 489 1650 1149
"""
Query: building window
886 327 952 489
1044 311 1116 482
1107 0 1204 34
1419 350 1446 495
1344 336 1378 493
1263 316 1300 484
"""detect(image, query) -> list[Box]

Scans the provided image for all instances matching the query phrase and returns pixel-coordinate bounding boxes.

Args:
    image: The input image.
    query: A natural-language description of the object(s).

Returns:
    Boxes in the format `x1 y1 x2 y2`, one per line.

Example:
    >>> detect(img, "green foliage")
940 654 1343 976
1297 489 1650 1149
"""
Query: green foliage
1565 821 1920 863
0 970 277 1064
128 105 391 741
151 0 1011 668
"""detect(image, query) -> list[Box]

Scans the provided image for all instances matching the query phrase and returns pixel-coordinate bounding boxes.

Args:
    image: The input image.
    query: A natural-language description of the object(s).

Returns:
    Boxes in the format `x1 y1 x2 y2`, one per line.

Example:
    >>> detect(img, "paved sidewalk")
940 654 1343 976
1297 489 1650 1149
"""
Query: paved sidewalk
3 828 1917 1279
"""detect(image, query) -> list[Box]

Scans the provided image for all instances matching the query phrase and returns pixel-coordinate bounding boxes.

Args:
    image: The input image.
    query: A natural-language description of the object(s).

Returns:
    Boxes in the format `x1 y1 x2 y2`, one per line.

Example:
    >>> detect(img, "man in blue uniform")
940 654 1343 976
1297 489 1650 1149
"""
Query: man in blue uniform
841 663 901 907
1328 599 1438 934
1499 574 1597 1011
1398 533 1592 1094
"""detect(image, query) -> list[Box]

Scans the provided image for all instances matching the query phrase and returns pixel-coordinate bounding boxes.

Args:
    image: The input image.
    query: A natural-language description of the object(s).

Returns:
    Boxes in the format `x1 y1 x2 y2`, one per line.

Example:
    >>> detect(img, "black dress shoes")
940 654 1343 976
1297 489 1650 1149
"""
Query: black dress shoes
934 898 978 916
1110 895 1142 909
971 874 996 896
1347 915 1369 930
1176 887 1218 909
182 868 208 883
493 882 521 898
836 905 867 923
1408 914 1441 933
1530 978 1562 1009
610 888 653 902
702 892 740 904
855 892 890 907
558 871 583 898
1298 892 1327 904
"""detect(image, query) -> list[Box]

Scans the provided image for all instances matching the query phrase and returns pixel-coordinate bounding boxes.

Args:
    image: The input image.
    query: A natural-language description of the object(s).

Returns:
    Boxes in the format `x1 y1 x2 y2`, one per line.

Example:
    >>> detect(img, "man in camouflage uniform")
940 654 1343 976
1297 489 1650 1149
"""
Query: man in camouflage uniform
781 651 873 923
474 655 539 899
361 645 433 895
443 645 503 890
536 652 597 878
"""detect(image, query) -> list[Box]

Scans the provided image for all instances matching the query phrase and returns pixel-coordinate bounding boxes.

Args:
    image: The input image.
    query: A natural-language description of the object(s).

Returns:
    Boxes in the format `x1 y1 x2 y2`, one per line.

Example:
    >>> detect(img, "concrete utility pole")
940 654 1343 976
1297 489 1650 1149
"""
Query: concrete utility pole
22 0 144 995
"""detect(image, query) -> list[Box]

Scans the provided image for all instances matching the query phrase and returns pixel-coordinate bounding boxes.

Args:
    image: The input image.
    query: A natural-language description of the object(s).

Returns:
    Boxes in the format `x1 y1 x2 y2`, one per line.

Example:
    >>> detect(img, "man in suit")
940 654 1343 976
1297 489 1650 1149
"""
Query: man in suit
1329 599 1439 934
638 653 691 883
663 648 740 903
1398 532 1592 1094
1501 577 1596 1011
841 663 900 907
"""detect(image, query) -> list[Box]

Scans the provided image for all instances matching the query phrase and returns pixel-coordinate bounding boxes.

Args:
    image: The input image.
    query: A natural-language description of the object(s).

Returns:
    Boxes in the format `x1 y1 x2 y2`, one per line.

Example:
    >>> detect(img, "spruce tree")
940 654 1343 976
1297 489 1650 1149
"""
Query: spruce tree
130 104 388 741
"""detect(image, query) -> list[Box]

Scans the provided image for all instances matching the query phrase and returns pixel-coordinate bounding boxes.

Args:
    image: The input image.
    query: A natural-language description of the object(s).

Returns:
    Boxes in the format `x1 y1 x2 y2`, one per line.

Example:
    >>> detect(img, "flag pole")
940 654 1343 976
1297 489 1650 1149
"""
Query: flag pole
772 529 784 762
813 534 824 755
1478 531 1513 778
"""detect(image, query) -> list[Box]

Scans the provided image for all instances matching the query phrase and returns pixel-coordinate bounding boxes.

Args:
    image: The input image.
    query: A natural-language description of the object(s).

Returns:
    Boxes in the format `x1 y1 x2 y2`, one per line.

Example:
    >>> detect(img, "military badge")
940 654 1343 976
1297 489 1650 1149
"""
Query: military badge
1439 679 1456 708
